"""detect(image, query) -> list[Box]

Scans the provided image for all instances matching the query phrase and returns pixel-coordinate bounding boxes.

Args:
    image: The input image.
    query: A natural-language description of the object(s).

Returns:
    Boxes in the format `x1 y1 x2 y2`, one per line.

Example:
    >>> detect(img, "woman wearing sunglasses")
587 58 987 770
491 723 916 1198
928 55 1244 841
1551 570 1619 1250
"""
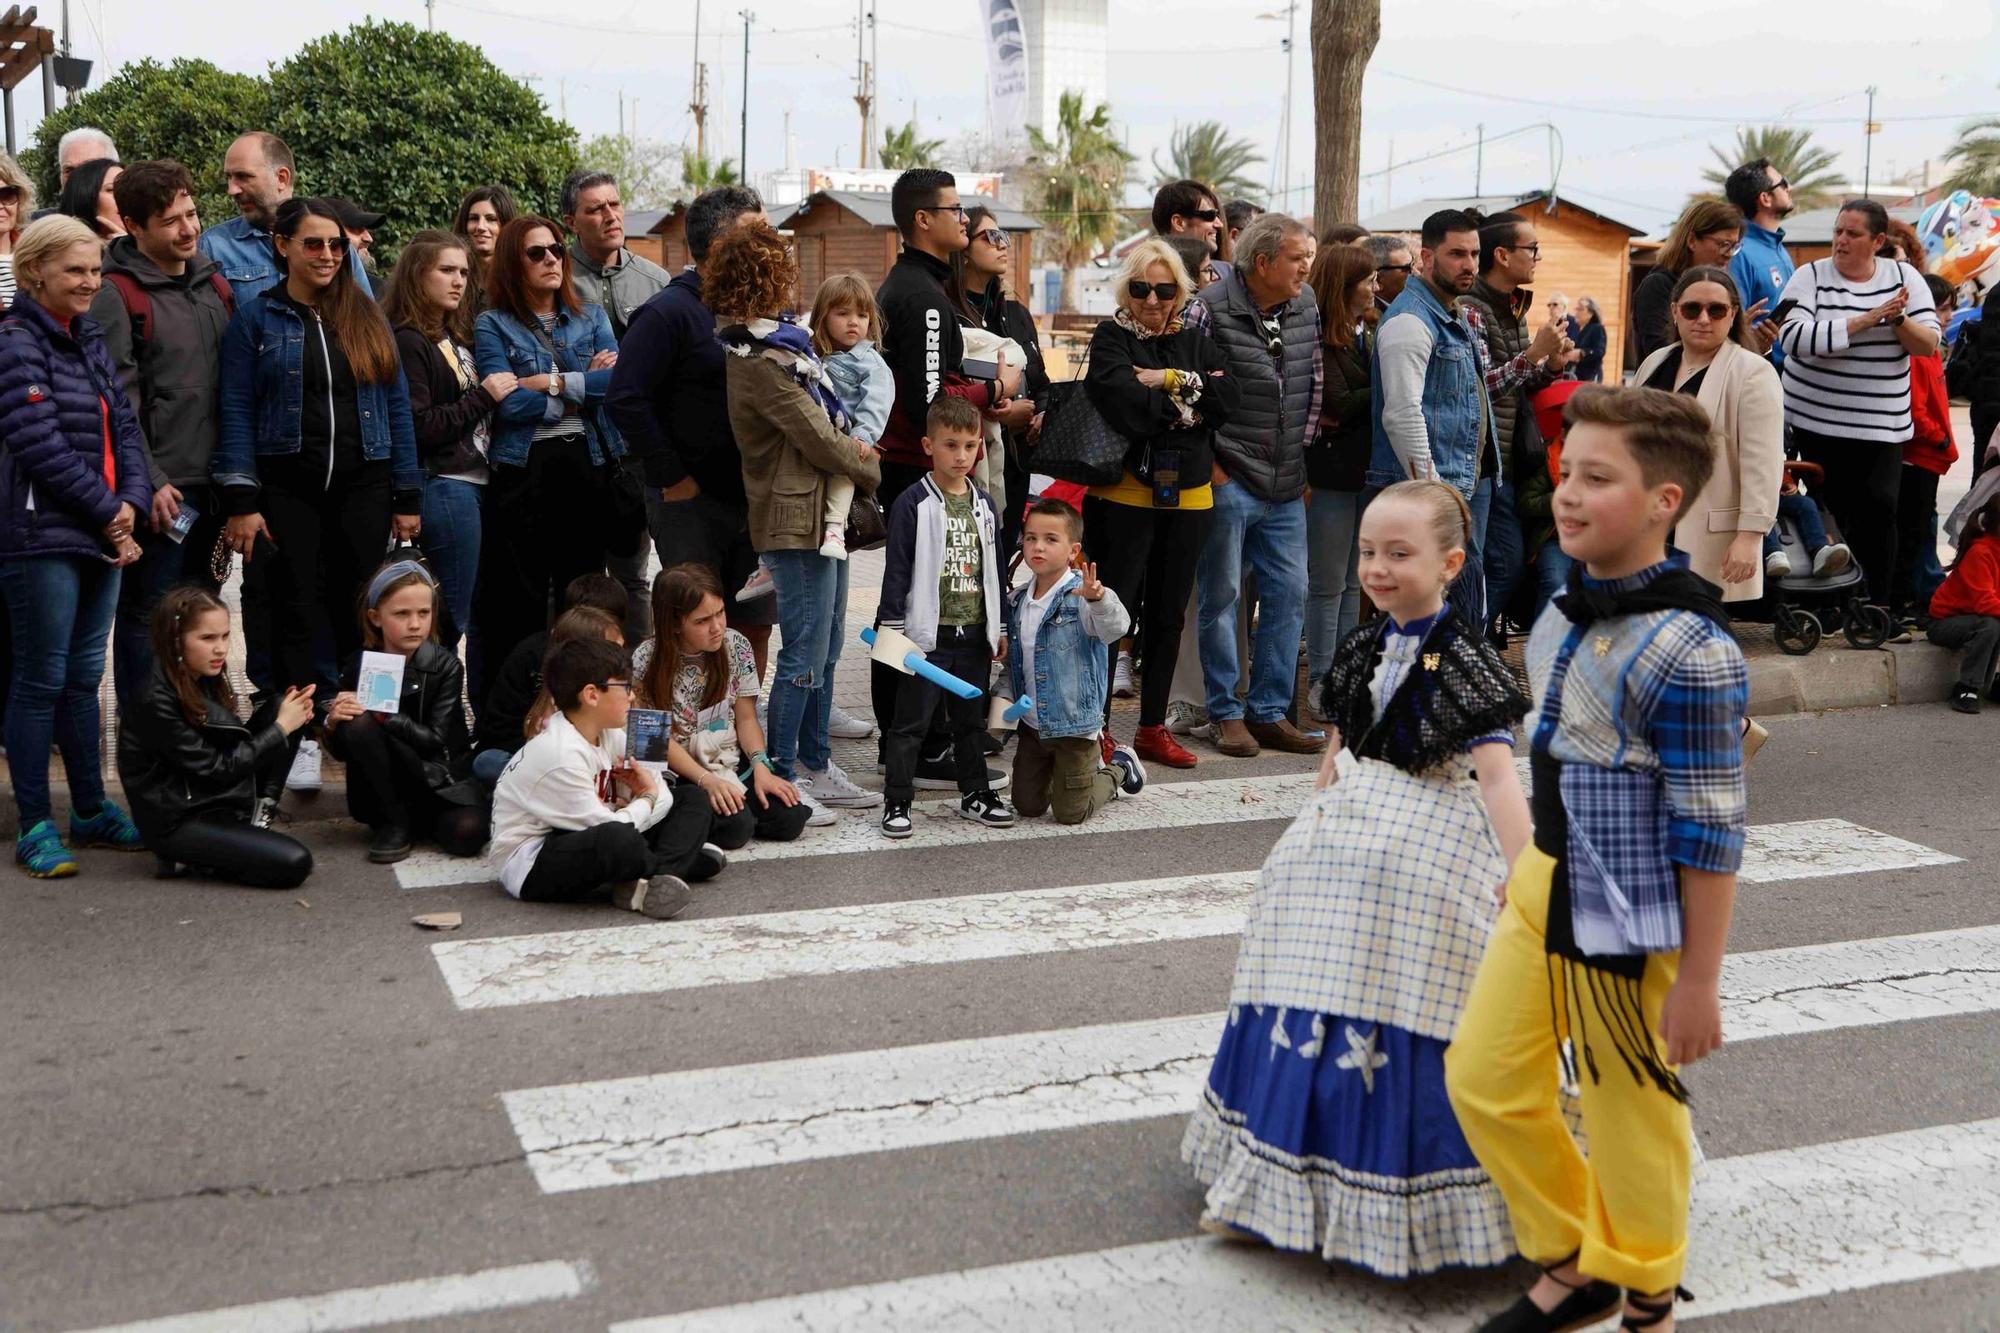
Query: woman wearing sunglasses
472 214 622 670
1631 200 1746 362
214 197 422 732
0 153 34 308
1082 238 1240 769
952 205 1046 558
1632 265 1785 602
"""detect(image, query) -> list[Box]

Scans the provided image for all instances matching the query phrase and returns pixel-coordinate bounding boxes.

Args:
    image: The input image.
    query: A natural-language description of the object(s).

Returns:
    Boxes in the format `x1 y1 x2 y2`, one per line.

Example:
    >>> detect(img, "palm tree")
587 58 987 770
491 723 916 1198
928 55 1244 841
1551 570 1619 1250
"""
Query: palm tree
1698 126 1843 209
1152 121 1263 201
1312 0 1381 228
1024 91 1134 312
1945 112 2000 196
680 149 740 192
880 119 945 171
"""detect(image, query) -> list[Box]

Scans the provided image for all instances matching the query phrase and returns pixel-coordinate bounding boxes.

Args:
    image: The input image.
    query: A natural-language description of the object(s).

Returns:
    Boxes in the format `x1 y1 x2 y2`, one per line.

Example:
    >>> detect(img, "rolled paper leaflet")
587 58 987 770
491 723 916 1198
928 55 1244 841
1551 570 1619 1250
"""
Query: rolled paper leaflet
861 626 983 700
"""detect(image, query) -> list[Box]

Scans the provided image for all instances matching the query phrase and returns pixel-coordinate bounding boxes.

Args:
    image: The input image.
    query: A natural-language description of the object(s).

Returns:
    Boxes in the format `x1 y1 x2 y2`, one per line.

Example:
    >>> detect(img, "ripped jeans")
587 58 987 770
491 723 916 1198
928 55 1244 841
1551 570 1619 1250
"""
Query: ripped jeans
763 546 849 779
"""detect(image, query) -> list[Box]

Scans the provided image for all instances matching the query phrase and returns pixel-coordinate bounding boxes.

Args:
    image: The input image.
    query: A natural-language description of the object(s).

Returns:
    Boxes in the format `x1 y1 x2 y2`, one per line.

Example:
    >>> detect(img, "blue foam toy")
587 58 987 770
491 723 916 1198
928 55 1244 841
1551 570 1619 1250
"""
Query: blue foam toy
860 627 983 700
1001 695 1035 722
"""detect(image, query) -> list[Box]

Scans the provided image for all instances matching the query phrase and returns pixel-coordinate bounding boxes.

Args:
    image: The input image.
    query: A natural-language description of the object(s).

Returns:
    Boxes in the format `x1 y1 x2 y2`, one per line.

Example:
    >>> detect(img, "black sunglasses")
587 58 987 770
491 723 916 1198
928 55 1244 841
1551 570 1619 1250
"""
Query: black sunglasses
1128 280 1177 301
524 243 565 263
1678 300 1734 322
294 235 349 255
1186 208 1220 223
1770 176 1790 192
0 186 19 203
1376 261 1414 274
975 227 1009 248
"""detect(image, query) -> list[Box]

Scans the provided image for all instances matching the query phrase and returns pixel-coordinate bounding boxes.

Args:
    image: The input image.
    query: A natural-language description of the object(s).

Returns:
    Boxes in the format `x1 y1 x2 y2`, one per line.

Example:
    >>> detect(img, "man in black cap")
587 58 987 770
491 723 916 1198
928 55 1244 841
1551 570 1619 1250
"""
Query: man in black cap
326 196 386 295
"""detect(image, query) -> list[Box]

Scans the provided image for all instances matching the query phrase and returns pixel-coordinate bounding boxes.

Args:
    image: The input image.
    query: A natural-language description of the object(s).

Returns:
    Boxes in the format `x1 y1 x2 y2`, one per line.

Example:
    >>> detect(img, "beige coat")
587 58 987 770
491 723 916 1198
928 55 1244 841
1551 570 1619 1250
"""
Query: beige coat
1634 338 1785 601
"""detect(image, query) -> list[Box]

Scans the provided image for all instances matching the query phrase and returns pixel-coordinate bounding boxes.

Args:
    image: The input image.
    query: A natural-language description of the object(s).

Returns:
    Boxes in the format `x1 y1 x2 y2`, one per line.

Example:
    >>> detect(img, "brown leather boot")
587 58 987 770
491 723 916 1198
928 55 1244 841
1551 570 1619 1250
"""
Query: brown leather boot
1213 718 1261 757
1245 718 1328 754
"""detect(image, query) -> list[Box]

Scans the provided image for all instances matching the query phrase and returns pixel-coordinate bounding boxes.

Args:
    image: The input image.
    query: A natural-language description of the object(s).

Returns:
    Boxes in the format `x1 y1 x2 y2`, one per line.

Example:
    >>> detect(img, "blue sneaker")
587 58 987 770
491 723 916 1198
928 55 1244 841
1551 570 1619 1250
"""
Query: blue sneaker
15 820 78 878
70 800 144 851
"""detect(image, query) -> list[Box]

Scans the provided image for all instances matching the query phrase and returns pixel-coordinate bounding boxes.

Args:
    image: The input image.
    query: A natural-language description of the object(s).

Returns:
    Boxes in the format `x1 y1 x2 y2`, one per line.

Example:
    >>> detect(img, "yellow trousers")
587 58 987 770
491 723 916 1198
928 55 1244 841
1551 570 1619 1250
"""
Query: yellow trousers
1444 845 1690 1294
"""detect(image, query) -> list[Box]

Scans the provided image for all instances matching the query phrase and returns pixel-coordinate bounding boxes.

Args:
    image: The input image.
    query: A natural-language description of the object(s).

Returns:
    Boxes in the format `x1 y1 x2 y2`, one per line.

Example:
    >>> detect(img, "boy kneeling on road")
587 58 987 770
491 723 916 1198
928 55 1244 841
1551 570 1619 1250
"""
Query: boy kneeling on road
1007 498 1145 823
488 637 727 918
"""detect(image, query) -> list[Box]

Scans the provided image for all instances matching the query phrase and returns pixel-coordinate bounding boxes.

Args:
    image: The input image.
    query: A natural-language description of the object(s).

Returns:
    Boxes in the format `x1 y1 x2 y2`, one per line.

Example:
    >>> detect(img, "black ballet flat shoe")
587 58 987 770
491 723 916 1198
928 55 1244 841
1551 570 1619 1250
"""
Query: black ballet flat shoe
1476 1255 1623 1333
1620 1286 1691 1330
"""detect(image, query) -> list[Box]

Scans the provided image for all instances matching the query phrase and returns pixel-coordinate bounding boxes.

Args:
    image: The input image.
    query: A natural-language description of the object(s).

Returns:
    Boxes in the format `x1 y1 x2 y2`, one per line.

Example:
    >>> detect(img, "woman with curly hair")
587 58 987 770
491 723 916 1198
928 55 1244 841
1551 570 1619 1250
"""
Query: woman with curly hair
704 219 881 811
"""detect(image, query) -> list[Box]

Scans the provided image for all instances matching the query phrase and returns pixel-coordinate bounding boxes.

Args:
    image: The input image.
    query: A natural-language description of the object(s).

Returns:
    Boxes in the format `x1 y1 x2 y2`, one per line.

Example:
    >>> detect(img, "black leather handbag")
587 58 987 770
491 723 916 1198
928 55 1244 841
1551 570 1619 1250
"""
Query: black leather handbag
1029 350 1128 487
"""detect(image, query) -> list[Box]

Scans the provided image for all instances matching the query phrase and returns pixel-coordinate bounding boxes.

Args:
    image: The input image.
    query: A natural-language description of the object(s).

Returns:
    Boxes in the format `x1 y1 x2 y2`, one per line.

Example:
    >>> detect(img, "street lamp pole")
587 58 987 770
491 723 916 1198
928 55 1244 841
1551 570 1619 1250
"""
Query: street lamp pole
739 10 753 176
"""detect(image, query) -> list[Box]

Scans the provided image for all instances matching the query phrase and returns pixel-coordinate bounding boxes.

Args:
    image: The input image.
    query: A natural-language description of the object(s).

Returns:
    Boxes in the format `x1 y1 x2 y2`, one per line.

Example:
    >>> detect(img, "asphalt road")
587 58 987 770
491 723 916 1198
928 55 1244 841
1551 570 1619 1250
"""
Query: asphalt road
3 701 1998 1332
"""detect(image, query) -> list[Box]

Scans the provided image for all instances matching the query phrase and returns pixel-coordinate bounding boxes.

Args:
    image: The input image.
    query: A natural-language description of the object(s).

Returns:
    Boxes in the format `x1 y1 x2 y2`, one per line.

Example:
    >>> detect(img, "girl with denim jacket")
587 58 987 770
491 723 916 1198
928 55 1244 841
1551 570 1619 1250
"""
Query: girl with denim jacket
472 215 622 667
213 198 422 732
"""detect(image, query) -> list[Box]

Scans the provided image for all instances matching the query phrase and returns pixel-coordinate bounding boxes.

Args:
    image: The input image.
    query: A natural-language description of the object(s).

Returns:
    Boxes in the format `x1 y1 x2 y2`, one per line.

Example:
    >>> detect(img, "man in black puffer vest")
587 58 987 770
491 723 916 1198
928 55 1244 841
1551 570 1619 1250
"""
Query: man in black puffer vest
1187 213 1325 757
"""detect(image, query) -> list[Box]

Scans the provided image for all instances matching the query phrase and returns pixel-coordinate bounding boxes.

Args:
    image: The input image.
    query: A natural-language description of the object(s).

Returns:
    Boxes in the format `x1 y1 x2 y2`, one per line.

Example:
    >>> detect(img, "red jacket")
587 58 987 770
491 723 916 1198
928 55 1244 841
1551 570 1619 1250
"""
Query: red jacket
1932 533 2000 620
1904 352 1957 477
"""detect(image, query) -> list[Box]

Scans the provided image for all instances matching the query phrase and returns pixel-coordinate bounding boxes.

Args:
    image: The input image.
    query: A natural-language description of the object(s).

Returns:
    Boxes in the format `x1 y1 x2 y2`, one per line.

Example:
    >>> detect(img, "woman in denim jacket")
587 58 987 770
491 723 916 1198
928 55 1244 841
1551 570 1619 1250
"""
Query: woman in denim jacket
213 197 422 741
472 214 621 663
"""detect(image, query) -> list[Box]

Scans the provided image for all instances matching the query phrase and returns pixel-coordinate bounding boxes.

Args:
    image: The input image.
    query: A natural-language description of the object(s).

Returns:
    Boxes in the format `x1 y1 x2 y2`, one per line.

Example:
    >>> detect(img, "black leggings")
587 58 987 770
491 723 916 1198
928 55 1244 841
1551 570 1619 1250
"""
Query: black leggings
259 466 392 699
336 714 488 856
155 814 313 890
1084 497 1212 728
1792 429 1902 606
706 785 814 846
516 797 719 902
478 437 612 689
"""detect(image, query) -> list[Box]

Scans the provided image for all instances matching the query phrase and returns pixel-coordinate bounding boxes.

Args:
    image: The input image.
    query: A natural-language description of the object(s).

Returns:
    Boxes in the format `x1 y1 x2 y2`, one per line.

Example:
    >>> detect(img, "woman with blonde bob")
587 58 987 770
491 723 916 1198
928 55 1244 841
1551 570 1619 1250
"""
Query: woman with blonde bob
1082 237 1240 770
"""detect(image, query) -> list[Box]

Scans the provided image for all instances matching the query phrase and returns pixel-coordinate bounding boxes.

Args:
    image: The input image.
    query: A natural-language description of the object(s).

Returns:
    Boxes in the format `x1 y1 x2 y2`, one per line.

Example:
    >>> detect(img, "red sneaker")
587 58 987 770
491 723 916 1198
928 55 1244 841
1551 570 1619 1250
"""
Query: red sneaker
1134 723 1197 769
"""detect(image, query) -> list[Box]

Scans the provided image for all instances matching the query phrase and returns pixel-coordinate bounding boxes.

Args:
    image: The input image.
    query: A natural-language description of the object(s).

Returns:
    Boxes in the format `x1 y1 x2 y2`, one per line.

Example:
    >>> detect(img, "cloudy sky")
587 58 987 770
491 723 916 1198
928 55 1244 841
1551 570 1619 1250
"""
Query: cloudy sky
34 0 2000 232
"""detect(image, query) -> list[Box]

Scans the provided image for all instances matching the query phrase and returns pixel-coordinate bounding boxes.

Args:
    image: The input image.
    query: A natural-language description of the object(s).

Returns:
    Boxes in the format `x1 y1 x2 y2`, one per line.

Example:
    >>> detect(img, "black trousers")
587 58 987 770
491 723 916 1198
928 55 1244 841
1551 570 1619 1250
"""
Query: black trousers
1972 407 1997 483
335 714 488 856
870 460 955 761
706 783 814 846
1893 464 1941 614
1792 429 1902 606
884 624 992 804
156 814 313 890
477 436 611 707
516 798 717 902
1084 497 1211 728
1929 614 2000 692
259 469 393 700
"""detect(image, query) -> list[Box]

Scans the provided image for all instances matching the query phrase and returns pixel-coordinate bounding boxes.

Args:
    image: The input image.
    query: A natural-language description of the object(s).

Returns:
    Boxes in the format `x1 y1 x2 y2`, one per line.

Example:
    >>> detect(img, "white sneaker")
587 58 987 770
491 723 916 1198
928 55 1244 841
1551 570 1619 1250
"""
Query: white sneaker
819 525 849 560
1164 699 1205 736
1112 651 1136 699
737 565 776 602
1764 549 1793 578
797 790 838 827
799 759 883 808
286 739 322 793
1812 542 1852 576
828 703 877 739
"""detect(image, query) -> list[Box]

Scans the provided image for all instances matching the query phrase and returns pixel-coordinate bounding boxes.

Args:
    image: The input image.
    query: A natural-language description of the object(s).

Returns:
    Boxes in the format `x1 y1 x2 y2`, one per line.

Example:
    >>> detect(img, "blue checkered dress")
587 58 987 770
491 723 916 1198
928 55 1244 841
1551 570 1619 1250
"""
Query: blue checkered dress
1182 620 1518 1278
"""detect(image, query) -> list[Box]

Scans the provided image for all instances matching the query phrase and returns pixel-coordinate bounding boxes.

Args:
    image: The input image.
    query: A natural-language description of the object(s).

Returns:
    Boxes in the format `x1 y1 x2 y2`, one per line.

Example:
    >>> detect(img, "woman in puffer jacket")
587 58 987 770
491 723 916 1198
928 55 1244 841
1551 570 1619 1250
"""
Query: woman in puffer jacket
0 215 151 878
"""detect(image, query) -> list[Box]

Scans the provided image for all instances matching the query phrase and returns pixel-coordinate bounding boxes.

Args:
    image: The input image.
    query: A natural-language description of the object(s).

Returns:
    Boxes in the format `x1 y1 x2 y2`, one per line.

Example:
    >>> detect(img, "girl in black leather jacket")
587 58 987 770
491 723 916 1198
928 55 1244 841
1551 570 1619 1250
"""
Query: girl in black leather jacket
323 560 487 864
115 588 315 888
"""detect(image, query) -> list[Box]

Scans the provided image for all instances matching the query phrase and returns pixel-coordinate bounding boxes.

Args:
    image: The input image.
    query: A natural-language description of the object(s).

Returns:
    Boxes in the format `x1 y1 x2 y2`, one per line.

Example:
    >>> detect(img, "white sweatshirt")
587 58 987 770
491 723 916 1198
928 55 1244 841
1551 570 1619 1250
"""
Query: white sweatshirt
488 711 672 897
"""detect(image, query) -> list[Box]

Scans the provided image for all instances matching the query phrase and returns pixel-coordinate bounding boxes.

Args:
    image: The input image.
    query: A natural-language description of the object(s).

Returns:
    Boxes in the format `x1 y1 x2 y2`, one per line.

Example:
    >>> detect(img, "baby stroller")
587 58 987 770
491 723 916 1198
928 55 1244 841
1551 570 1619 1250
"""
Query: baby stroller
1758 460 1894 655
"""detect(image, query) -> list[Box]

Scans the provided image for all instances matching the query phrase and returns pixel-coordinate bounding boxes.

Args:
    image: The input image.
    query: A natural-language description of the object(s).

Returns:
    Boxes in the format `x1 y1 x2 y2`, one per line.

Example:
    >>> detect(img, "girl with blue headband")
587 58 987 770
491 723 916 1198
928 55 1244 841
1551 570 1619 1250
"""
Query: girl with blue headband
322 559 486 863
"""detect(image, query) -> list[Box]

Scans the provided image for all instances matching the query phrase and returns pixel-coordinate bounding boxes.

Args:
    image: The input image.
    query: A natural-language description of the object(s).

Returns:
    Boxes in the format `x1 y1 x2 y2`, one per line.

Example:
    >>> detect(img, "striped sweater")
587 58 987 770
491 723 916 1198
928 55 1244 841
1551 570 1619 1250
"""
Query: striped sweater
1776 257 1938 444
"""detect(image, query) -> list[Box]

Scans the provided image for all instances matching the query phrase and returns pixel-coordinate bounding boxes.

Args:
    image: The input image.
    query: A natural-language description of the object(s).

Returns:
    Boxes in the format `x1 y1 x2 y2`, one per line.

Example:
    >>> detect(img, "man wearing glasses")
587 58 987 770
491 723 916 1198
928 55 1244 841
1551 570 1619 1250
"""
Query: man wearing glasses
1724 159 1796 362
1153 179 1232 281
1364 234 1415 314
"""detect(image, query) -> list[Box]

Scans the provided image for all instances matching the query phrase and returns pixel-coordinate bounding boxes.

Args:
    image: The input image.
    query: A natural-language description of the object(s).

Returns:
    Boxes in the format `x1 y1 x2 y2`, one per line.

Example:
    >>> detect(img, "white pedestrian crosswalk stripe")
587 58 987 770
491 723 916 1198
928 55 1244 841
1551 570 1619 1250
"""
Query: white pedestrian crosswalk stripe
607 1116 2000 1331
500 922 2000 1194
66 1260 594 1333
429 819 1959 1009
392 772 1324 888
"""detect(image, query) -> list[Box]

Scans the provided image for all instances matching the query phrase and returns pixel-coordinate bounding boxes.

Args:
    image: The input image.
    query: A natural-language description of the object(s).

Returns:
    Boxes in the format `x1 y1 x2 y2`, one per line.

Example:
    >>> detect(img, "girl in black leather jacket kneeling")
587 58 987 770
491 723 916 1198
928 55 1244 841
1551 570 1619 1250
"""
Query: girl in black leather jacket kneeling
116 589 315 888
324 560 488 864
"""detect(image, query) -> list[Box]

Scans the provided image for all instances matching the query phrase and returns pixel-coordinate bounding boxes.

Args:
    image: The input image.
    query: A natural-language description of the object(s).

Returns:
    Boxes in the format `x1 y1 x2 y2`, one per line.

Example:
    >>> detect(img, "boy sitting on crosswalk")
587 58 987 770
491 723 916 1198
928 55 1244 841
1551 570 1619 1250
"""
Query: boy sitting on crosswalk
488 637 728 919
1447 386 1748 1333
1005 499 1143 825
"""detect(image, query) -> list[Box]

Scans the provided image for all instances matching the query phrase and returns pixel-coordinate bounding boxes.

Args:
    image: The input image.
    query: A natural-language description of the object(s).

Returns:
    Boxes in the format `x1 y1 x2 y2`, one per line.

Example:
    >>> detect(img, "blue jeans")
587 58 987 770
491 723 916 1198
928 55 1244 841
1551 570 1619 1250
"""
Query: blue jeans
1304 488 1363 684
420 476 485 699
764 547 848 779
1448 476 1496 629
1196 483 1308 724
1764 490 1829 557
1482 484 1524 630
0 557 120 826
1531 538 1572 617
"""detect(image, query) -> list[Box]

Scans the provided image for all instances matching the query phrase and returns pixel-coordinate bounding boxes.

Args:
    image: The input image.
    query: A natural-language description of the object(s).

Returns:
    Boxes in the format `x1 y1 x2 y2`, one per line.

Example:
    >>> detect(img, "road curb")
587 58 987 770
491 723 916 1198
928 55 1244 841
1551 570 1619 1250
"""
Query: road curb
1747 640 1956 716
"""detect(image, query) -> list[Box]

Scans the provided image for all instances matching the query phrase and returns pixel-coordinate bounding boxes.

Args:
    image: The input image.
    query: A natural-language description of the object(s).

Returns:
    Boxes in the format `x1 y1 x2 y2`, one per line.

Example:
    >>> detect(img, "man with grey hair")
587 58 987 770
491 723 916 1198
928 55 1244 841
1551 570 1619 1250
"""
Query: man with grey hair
1365 233 1415 312
1184 212 1325 757
28 126 120 220
561 166 672 638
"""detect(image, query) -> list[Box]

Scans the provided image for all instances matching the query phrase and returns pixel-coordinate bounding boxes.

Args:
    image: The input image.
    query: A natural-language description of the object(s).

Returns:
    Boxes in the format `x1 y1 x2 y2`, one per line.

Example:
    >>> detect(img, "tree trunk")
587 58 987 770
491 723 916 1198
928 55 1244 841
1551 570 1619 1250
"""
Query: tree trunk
1311 0 1381 228
1059 261 1080 314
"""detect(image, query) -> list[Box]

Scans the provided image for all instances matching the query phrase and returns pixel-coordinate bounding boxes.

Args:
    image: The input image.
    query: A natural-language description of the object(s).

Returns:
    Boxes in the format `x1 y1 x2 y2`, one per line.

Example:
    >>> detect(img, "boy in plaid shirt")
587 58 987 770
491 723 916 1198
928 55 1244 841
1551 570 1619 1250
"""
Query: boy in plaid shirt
1447 386 1748 1333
